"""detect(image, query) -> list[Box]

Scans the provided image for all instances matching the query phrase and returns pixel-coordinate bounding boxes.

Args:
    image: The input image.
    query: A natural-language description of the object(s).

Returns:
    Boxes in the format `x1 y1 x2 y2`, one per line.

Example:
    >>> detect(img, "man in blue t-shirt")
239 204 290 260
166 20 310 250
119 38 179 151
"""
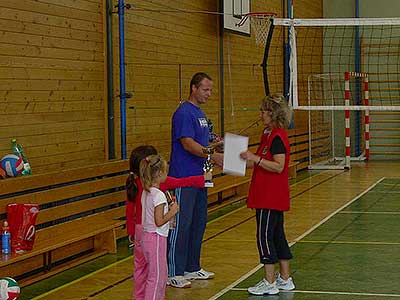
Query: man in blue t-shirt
168 72 223 288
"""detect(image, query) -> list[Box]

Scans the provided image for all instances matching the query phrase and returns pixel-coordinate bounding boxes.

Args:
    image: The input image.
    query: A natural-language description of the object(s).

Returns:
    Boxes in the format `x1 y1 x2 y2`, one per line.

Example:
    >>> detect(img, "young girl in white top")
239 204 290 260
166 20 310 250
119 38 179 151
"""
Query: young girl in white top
139 154 179 300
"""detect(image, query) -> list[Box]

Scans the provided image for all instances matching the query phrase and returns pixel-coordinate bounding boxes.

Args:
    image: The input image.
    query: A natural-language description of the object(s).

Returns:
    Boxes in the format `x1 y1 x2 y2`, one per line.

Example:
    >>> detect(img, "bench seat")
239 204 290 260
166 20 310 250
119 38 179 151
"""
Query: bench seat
207 159 299 206
289 161 300 179
0 160 128 286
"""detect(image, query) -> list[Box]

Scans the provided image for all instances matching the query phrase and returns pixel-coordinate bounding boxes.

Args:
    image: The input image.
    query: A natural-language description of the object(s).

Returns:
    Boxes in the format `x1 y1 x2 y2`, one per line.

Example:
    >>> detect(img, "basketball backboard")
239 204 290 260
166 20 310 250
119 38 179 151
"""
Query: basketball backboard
223 0 250 35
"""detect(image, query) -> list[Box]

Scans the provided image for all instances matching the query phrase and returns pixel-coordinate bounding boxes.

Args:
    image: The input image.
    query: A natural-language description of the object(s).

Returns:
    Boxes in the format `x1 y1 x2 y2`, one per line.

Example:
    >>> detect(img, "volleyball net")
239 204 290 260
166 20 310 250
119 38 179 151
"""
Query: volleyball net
260 17 400 168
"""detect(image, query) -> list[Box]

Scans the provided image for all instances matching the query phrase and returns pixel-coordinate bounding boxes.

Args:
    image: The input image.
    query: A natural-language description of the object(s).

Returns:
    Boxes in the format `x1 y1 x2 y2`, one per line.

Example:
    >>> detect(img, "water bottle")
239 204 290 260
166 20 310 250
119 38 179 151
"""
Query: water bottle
2 221 11 255
11 138 32 175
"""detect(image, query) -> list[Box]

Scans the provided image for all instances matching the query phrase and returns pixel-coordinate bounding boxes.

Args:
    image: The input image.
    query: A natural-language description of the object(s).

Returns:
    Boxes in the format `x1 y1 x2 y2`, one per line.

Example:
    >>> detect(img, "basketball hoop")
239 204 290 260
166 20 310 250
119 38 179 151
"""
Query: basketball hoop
236 12 276 46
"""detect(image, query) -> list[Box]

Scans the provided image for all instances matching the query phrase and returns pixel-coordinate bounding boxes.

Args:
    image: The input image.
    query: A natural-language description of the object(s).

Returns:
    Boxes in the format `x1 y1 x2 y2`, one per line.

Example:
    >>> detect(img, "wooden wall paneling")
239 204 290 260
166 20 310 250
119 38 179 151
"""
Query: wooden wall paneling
222 0 284 149
0 68 103 82
0 18 103 42
0 119 103 140
0 0 106 173
3 0 102 21
1 4 102 30
0 0 323 174
120 0 220 159
0 110 104 132
103 0 112 160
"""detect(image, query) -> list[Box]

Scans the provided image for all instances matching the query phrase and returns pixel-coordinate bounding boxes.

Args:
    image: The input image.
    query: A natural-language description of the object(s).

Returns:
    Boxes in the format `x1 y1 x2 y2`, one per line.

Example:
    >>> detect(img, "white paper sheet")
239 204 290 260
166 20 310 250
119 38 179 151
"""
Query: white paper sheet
223 133 249 176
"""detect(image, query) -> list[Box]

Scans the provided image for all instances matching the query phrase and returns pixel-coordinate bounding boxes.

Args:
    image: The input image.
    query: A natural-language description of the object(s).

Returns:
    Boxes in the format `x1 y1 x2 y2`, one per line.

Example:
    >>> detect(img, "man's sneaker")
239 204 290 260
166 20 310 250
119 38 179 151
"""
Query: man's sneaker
247 279 279 295
167 276 191 288
183 268 215 280
275 273 295 290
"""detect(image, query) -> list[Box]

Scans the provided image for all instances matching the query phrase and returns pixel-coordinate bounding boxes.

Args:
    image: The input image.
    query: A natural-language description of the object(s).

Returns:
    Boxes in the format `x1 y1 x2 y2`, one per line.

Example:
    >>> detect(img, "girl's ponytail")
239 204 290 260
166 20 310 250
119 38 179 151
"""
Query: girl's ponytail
125 172 138 202
126 145 157 202
139 155 167 191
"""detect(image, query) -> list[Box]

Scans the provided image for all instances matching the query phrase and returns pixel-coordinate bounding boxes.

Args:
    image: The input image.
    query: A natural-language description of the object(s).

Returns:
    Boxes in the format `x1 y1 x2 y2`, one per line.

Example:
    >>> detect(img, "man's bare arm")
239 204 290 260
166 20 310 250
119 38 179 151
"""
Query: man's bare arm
181 137 224 167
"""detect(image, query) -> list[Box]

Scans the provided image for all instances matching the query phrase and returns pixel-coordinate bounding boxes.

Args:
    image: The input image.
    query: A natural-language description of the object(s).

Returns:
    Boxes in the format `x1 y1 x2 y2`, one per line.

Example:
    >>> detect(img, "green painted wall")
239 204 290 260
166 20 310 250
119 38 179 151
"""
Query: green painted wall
360 0 400 17
324 0 400 18
323 0 355 17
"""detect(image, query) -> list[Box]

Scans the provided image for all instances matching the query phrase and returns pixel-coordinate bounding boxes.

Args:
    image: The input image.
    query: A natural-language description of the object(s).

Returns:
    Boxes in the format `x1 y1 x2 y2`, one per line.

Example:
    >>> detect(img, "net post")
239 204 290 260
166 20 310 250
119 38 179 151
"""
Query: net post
364 76 370 160
289 25 298 108
344 71 351 169
307 75 312 167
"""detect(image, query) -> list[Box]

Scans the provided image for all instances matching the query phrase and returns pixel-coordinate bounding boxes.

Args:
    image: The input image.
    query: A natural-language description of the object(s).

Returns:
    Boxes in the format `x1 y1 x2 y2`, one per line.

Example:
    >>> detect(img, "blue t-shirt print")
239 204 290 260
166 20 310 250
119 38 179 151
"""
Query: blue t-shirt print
198 117 208 128
197 117 209 139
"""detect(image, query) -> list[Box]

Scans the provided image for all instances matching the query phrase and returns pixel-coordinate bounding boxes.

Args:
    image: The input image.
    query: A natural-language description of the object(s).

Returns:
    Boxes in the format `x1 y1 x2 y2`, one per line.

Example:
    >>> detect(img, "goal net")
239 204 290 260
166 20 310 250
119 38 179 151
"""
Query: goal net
307 72 369 169
268 18 400 168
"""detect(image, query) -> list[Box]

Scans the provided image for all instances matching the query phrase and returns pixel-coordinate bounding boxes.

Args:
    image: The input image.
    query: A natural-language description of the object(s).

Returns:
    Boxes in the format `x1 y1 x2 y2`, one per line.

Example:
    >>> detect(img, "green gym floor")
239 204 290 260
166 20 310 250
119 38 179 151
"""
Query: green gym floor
20 166 400 300
216 178 400 300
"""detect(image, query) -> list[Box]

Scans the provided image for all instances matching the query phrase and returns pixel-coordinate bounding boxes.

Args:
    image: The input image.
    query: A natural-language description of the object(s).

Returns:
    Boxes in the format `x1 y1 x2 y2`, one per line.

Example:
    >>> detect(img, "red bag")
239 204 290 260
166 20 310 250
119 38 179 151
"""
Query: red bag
6 203 39 253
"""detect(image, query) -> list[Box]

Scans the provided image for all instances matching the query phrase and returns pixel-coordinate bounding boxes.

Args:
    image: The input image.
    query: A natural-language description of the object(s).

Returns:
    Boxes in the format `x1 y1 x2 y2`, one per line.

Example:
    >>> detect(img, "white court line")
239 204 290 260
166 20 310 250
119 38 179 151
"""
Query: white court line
207 177 386 300
339 211 400 215
31 256 133 300
208 171 327 226
231 288 400 298
368 190 400 194
207 205 247 225
298 240 400 246
291 177 385 244
207 264 265 300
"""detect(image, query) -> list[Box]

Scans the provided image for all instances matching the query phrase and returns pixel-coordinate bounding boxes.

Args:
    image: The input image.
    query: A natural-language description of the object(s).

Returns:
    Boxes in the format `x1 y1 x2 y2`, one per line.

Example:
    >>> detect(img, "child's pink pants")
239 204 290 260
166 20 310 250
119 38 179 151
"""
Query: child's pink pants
141 231 167 300
134 224 147 300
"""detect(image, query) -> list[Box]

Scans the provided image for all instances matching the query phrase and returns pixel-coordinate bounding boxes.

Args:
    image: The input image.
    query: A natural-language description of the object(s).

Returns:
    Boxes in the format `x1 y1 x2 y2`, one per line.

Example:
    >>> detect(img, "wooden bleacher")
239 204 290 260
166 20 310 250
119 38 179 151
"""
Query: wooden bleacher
207 160 299 204
0 160 128 287
208 172 252 208
0 132 304 286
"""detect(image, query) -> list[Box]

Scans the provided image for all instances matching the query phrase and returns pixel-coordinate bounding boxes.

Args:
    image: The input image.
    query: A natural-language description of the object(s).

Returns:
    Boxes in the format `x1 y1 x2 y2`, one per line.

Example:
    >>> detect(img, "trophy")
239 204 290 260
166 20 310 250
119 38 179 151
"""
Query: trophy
207 119 216 143
165 191 176 228
202 147 214 188
207 119 224 153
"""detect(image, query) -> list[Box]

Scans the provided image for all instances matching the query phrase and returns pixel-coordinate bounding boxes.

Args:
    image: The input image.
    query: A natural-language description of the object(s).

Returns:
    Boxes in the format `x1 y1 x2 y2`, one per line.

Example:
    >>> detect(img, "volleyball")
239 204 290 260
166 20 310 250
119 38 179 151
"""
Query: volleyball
0 155 23 177
0 167 5 179
0 277 20 300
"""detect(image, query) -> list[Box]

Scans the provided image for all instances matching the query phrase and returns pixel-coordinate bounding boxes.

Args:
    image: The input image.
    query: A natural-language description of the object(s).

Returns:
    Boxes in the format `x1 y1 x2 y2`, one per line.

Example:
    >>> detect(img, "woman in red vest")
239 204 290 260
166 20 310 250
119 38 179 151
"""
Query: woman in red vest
240 94 295 296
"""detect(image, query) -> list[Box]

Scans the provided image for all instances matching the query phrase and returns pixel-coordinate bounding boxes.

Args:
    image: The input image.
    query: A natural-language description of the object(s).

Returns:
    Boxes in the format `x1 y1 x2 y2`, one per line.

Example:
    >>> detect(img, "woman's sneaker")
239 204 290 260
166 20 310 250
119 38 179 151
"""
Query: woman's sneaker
275 273 295 290
247 279 279 295
167 276 191 288
183 268 215 280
